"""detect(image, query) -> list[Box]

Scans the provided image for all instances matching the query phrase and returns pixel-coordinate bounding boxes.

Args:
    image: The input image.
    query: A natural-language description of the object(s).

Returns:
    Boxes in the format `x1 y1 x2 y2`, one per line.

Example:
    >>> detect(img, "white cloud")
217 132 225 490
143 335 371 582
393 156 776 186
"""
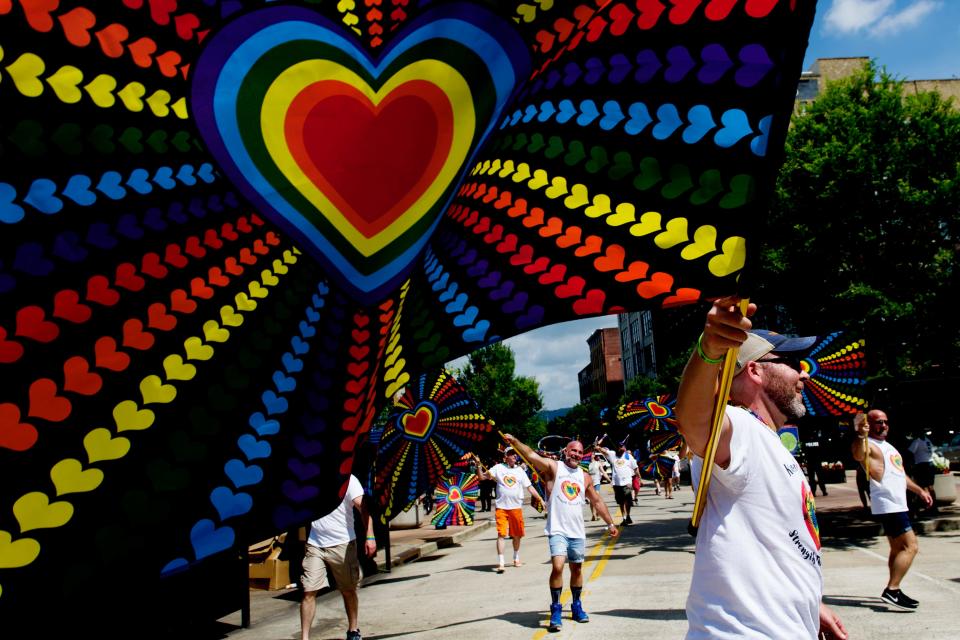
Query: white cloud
823 0 940 36
447 316 619 410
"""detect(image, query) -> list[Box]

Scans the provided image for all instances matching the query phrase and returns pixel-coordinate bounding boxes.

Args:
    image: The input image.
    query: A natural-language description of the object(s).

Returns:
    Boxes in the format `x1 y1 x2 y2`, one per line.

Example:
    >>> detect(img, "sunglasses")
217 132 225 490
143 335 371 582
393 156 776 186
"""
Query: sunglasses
758 356 805 373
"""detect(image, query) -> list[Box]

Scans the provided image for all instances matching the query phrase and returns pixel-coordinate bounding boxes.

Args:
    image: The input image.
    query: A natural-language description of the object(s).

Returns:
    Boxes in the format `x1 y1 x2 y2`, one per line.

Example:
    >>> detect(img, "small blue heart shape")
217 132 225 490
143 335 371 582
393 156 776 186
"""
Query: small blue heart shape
262 390 289 415
96 171 127 200
714 109 753 148
143 207 167 230
683 105 716 144
188 198 207 218
664 46 694 83
608 53 631 84
62 174 97 206
301 413 327 435
161 558 189 575
288 457 321 481
652 104 682 140
166 201 188 224
462 319 490 343
294 435 325 456
126 168 153 194
584 57 605 84
600 100 625 131
0 183 25 223
477 270 501 288
736 44 773 88
699 43 732 84
750 115 772 157
576 100 600 126
299 318 316 337
14 242 55 276
625 103 653 135
502 291 528 314
537 101 556 123
273 370 296 393
190 518 235 559
249 411 281 436
522 104 538 123
311 293 325 309
515 304 545 330
176 164 197 186
562 61 581 86
86 222 118 249
196 163 216 183
282 352 304 373
445 292 468 314
115 213 145 239
453 305 479 327
210 486 253 520
25 179 63 214
224 458 264 488
438 281 459 303
556 99 577 124
52 231 88 262
237 433 271 460
466 259 489 278
634 49 662 83
153 166 177 190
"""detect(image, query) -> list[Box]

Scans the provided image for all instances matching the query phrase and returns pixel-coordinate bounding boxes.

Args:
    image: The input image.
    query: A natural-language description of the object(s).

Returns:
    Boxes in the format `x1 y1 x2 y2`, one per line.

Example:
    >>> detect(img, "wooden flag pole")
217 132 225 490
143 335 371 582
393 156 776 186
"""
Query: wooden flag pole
689 298 750 534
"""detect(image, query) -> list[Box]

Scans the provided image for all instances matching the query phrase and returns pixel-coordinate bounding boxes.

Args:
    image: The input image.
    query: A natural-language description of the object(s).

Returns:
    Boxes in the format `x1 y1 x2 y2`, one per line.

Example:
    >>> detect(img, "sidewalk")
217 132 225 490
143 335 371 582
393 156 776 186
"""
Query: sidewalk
813 469 960 537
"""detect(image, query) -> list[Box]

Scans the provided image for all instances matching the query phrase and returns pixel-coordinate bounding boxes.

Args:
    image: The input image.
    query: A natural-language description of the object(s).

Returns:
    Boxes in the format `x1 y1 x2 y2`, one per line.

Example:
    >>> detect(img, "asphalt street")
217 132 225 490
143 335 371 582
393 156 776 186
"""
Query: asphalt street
216 475 960 639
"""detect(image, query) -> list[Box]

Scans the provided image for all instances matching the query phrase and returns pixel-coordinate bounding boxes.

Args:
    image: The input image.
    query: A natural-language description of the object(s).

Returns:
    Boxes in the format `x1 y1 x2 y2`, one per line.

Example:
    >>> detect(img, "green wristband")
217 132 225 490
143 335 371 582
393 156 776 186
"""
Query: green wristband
696 333 724 365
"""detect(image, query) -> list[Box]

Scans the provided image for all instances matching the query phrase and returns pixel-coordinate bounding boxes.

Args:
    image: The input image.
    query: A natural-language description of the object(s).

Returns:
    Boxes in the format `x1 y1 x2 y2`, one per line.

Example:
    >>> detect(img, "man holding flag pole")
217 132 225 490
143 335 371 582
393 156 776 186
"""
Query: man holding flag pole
675 297 847 639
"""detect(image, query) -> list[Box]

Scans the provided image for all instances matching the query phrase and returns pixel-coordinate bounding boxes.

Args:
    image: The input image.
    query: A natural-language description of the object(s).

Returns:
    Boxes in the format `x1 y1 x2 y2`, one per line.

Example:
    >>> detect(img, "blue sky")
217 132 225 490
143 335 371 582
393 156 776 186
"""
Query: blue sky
805 0 960 80
450 1 959 412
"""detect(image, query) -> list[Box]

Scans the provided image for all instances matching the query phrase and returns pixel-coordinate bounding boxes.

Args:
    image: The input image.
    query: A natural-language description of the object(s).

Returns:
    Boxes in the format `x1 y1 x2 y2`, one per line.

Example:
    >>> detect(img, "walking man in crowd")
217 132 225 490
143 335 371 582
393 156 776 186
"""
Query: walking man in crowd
852 410 933 610
598 439 640 525
907 430 938 511
502 433 618 632
473 448 544 572
300 473 377 640
675 297 847 639
587 452 611 520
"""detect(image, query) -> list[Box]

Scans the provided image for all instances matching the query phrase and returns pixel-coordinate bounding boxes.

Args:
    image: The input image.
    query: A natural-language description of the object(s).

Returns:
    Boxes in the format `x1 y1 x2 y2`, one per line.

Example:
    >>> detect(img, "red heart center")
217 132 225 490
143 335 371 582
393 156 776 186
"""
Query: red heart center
448 487 462 503
647 402 669 418
289 80 453 238
401 405 434 439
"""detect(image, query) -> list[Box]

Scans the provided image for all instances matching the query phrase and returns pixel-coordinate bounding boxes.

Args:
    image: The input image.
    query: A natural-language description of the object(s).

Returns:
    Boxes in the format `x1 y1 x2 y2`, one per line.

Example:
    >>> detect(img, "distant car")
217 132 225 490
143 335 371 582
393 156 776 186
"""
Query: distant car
940 434 960 470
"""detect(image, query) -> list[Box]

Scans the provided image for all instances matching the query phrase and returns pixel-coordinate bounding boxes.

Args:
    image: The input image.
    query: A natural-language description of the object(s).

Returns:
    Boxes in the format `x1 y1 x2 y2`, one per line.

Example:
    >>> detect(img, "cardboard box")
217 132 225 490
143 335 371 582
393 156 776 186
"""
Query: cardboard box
248 536 291 590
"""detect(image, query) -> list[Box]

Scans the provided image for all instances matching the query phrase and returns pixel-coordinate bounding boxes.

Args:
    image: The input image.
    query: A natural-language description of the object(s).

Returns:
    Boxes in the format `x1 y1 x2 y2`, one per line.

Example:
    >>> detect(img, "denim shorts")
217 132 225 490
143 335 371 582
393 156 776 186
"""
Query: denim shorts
878 511 913 538
548 534 586 563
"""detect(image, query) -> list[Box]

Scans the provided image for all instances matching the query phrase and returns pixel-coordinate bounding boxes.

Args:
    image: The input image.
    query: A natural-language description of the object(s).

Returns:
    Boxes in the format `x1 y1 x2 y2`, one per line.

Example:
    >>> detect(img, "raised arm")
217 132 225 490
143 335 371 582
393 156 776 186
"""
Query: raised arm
502 433 556 482
675 297 755 464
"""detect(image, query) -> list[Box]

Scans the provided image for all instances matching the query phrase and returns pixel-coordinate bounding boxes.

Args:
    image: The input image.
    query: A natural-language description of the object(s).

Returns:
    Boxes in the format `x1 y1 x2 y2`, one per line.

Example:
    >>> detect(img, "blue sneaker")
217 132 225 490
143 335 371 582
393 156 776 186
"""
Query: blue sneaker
548 603 563 632
571 600 589 623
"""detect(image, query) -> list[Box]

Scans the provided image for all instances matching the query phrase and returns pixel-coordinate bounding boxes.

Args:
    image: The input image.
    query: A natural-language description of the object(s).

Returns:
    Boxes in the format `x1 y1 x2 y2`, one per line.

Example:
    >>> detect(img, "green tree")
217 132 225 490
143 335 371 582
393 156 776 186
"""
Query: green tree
757 62 959 386
455 343 546 446
547 393 606 443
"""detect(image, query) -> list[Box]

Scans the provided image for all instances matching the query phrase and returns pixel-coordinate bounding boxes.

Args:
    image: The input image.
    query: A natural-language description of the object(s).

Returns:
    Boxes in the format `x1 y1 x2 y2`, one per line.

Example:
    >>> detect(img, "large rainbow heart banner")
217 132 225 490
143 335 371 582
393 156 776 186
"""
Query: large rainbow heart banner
192 4 529 298
0 0 816 630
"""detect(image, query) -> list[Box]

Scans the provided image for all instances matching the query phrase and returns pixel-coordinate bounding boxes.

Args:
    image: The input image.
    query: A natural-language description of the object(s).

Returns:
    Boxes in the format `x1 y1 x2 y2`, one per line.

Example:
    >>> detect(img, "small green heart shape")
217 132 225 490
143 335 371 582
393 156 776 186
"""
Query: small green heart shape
563 140 586 166
10 120 46 156
171 130 193 152
146 130 169 153
585 145 609 174
608 151 634 181
51 123 83 155
719 174 755 209
526 132 545 153
88 124 116 154
189 406 224 436
690 169 723 205
661 164 693 200
543 135 564 159
118 127 144 153
633 156 662 191
417 332 442 353
511 132 528 151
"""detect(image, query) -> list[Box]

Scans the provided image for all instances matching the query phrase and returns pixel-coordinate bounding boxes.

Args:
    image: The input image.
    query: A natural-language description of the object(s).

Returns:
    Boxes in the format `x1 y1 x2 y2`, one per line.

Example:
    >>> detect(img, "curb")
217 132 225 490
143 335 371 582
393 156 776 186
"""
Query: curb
375 519 495 571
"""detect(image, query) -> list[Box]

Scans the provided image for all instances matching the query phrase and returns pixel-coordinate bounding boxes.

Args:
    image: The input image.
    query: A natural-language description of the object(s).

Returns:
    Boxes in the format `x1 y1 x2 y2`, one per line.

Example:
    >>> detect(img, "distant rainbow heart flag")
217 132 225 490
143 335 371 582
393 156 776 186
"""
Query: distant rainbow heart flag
431 471 479 527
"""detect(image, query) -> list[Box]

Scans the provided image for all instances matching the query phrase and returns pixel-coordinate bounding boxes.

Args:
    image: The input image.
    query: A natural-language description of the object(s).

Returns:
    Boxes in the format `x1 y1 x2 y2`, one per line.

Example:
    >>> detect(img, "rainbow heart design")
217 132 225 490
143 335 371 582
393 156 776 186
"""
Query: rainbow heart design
192 4 529 299
399 403 436 442
448 487 463 503
560 480 581 501
646 400 670 418
502 475 517 487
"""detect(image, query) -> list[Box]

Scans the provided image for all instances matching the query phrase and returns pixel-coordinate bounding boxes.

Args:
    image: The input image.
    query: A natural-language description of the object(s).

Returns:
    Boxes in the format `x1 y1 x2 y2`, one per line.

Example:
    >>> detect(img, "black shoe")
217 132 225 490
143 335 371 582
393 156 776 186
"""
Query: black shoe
881 588 918 610
346 629 362 640
625 516 633 525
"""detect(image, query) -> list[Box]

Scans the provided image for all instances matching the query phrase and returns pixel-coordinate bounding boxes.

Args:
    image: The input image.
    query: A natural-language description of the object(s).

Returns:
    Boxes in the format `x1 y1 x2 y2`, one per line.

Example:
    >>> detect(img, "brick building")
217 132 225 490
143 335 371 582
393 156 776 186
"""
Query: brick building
577 328 624 403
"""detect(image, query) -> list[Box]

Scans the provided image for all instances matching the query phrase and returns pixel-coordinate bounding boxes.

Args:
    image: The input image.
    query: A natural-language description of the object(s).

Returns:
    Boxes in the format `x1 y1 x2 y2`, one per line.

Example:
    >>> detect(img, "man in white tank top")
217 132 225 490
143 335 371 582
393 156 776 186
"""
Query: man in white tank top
851 409 932 610
501 433 619 633
675 297 847 639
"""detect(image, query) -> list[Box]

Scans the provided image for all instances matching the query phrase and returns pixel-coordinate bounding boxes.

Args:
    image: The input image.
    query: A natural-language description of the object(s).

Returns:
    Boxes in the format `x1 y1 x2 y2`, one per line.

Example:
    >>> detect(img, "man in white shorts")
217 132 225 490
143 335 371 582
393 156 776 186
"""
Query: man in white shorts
300 474 377 640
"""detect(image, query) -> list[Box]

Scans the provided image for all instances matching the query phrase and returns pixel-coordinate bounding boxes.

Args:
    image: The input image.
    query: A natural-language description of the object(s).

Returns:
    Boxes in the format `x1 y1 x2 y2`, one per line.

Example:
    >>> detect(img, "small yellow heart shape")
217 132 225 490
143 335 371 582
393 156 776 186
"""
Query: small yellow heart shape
282 249 298 265
584 193 612 218
234 292 257 311
117 81 146 112
261 269 279 287
0 530 41 569
184 336 215 361
606 202 636 227
708 236 746 277
170 96 188 120
528 168 549 190
85 73 117 107
512 162 532 183
248 281 269 299
544 175 568 199
488 159 502 175
271 259 289 275
498 159 516 178
14 492 74 533
563 183 589 209
7 52 46 98
163 354 197 381
385 371 411 399
654 217 688 249
203 319 230 343
630 211 662 236
219 305 244 327
337 0 356 10
145 88 171 116
46 65 83 104
51 459 104 496
84 427 131 463
114 399 156 431
516 4 537 22
384 358 406 382
139 375 177 405
681 224 717 260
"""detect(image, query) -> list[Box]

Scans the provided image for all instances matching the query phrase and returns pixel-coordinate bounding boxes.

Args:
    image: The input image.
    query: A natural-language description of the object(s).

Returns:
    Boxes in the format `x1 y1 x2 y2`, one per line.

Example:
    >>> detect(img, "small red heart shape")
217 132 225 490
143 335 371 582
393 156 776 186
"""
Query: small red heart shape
147 303 177 331
94 336 130 371
122 318 155 350
63 356 103 395
16 305 60 342
86 275 121 306
115 262 146 291
0 403 38 451
28 378 72 421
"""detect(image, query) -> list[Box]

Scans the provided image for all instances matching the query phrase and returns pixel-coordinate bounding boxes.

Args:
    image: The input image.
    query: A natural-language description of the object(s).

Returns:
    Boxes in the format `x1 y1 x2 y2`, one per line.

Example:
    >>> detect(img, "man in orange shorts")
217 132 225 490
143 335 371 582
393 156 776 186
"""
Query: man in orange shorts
475 448 544 572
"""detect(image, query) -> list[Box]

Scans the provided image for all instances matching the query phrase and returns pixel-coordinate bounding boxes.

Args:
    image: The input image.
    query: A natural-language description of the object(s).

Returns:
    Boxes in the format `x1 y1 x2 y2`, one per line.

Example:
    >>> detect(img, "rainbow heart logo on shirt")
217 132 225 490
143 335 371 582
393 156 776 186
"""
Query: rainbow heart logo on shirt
502 475 517 487
560 481 581 501
448 487 462 503
890 453 904 472
399 403 436 442
191 4 529 300
801 483 821 550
